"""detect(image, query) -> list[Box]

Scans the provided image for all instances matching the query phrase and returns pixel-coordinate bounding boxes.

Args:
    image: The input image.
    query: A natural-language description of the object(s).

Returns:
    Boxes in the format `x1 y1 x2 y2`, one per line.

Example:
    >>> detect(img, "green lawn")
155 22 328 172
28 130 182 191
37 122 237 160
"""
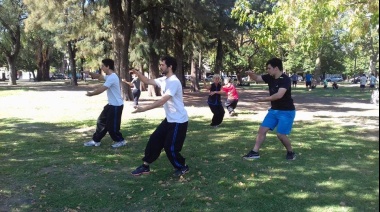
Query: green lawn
239 83 373 101
1 116 378 211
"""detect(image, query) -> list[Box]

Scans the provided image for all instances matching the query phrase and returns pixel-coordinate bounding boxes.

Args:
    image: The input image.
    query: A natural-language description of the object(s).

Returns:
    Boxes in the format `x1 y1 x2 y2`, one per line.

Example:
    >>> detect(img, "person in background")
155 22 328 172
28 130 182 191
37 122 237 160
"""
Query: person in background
323 78 328 89
204 74 225 128
219 77 239 116
360 74 367 92
291 73 298 88
122 71 141 107
305 72 313 90
332 81 339 89
369 73 377 92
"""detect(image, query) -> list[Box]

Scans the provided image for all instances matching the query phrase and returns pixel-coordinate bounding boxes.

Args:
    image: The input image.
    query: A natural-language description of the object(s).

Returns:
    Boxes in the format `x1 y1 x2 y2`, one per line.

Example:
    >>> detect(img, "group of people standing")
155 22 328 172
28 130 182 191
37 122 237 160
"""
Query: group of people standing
82 56 297 178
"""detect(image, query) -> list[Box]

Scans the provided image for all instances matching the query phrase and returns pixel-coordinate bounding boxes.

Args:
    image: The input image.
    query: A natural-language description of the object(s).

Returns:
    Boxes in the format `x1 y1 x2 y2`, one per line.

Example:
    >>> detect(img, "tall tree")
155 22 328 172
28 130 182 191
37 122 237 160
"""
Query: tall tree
0 0 26 85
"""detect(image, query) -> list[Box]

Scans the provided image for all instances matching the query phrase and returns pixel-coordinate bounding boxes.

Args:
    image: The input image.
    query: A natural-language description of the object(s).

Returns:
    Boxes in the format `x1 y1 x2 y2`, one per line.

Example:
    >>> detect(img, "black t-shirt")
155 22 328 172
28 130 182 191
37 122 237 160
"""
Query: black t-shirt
208 83 222 105
262 74 295 110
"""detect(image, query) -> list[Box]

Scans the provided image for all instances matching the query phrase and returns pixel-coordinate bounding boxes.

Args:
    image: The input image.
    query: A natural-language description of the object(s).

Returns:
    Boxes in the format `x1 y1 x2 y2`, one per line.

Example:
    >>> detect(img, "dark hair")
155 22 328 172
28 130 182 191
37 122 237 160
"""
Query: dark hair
160 56 177 72
266 58 283 71
102 59 115 70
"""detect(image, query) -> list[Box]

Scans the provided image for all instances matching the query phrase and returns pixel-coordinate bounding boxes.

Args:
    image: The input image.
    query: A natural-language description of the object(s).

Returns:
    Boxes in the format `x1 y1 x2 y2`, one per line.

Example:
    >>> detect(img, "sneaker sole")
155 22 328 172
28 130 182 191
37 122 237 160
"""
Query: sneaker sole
243 156 260 160
174 170 189 177
286 156 296 160
131 172 150 176
111 143 126 148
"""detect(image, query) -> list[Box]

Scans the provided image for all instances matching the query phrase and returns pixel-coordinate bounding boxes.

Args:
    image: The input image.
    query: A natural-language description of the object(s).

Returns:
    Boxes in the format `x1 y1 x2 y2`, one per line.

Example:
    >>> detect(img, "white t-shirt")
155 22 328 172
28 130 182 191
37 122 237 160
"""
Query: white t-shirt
104 73 123 106
154 75 188 123
360 76 367 86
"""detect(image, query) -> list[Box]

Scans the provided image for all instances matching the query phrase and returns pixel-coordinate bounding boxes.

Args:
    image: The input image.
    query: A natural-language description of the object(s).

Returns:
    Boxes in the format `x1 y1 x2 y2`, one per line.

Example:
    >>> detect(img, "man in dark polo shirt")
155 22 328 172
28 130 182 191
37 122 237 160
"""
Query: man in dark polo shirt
243 58 296 160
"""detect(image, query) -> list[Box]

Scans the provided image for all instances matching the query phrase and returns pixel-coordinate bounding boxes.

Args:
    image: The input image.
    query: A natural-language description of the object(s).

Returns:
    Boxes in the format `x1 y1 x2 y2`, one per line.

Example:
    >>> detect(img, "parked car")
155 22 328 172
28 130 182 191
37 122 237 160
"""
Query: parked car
326 77 343 82
351 76 361 84
50 73 67 80
205 75 214 82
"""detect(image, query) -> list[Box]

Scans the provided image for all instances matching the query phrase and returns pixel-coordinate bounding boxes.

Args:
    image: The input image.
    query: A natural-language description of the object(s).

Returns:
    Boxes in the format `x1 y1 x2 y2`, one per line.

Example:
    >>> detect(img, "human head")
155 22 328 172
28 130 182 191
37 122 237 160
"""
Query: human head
212 74 221 84
224 77 231 84
266 58 283 76
160 56 177 75
101 59 115 71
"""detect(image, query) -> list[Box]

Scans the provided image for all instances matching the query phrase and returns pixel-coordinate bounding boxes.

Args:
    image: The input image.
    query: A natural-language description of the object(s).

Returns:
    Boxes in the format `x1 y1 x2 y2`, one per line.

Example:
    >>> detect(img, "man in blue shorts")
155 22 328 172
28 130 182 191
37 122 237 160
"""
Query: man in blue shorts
244 58 296 160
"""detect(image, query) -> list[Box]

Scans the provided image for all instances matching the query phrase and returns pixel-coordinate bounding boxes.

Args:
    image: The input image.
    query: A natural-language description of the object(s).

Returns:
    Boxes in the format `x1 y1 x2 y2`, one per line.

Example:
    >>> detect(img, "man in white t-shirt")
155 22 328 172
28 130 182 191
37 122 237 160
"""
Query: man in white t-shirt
130 56 190 177
83 59 127 148
360 74 367 92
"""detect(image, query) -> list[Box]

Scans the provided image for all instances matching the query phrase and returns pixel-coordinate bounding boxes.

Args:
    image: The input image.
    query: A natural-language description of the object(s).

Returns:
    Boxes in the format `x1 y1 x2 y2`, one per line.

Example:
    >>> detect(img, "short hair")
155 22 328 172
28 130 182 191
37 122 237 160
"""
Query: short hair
266 58 283 71
102 59 115 70
224 77 231 84
160 56 177 72
212 74 221 80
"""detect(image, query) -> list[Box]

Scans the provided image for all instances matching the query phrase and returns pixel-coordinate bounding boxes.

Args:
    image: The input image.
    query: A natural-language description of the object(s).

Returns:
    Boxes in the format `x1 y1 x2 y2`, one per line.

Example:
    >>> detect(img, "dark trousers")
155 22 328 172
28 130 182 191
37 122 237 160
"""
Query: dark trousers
132 89 141 106
93 104 124 142
225 99 239 114
209 104 225 126
143 119 188 169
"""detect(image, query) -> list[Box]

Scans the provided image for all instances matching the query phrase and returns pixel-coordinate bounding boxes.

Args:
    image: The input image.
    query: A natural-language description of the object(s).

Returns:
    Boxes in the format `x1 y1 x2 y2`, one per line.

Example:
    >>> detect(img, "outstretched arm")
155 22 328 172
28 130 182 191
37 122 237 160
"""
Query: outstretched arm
129 69 157 86
85 71 105 81
256 88 287 102
132 94 171 113
245 71 263 83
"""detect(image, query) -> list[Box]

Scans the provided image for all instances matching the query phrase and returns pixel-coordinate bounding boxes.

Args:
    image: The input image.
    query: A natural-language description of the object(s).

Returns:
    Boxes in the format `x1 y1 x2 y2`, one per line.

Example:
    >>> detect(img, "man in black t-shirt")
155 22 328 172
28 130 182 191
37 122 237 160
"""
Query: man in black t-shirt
243 58 296 160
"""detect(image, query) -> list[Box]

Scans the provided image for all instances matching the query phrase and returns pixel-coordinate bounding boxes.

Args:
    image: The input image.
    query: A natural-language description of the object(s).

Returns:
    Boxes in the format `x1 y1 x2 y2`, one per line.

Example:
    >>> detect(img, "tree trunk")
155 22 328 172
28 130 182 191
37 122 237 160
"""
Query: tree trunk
214 38 223 74
190 52 200 92
146 6 162 97
6 56 17 85
67 41 78 86
174 28 185 88
314 53 322 83
108 0 134 101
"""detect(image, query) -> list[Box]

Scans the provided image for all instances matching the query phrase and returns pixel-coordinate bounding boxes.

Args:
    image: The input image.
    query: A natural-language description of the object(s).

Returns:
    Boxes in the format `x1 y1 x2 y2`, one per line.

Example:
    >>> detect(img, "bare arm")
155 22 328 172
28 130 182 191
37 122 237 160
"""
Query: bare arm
257 88 287 102
132 94 171 113
121 79 133 86
85 71 105 81
129 69 157 86
245 71 263 82
86 85 108 97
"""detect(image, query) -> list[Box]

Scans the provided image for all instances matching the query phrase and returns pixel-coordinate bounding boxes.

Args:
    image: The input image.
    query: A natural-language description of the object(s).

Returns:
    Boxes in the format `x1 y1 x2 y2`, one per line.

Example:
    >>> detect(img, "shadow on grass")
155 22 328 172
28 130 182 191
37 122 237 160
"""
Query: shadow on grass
0 117 378 211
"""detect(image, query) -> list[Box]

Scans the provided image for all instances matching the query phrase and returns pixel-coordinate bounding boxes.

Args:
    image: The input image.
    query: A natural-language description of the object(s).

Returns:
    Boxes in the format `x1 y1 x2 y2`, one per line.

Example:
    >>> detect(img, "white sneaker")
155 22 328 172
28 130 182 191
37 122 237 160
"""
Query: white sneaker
111 140 127 148
84 140 101 147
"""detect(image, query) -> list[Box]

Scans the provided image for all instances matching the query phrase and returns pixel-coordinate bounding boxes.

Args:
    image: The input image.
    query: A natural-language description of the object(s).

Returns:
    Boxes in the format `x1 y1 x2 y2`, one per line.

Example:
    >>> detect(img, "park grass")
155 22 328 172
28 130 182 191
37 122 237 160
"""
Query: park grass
239 83 373 101
0 116 378 211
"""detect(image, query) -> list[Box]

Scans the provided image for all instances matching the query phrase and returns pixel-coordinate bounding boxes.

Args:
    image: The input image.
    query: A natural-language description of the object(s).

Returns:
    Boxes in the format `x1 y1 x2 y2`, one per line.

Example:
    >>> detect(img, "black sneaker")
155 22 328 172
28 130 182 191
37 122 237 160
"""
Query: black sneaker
131 165 150 176
174 165 189 177
286 151 296 160
242 150 260 160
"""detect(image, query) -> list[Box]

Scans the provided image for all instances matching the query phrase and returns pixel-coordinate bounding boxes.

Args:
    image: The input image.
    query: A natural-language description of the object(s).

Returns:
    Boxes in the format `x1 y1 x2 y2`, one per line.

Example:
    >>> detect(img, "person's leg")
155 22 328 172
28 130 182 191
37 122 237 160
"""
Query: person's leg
142 119 168 164
243 110 276 160
225 99 234 115
133 89 141 106
216 104 225 125
164 122 189 170
209 104 219 126
253 126 271 152
131 120 168 176
92 105 110 142
276 110 296 159
107 105 125 142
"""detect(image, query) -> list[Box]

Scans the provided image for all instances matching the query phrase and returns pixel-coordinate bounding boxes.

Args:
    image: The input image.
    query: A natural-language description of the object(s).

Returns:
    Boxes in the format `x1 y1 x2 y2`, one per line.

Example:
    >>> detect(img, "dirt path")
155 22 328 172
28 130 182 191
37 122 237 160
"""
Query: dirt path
1 81 378 136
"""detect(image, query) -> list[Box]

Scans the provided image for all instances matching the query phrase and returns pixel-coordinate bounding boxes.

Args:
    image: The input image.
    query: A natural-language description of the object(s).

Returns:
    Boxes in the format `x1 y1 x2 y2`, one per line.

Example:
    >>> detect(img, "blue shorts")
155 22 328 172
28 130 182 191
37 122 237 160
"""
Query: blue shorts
261 109 296 135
